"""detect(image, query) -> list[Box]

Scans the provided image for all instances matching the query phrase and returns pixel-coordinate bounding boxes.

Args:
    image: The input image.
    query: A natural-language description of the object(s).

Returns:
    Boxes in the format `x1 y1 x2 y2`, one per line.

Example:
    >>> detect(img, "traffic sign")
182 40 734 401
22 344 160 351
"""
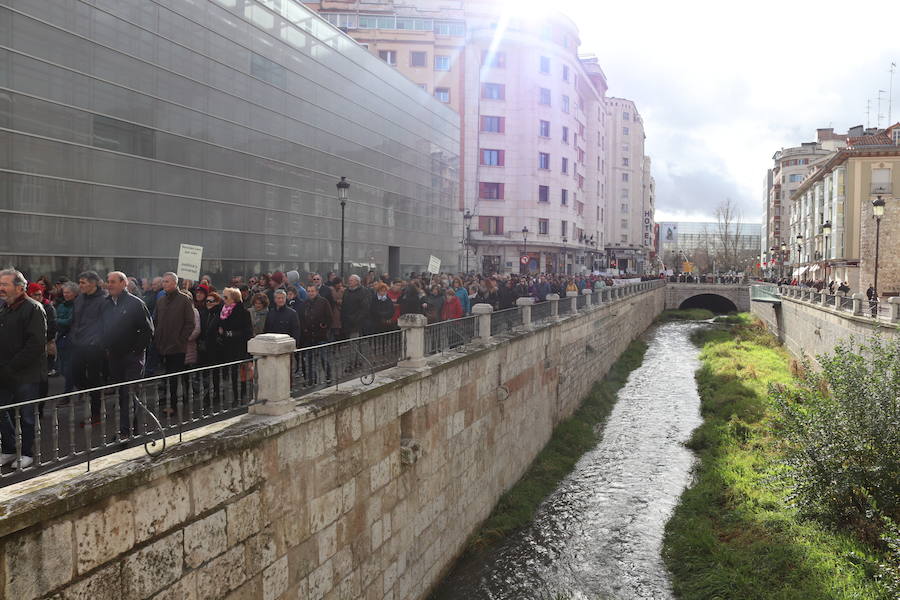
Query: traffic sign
520 255 529 265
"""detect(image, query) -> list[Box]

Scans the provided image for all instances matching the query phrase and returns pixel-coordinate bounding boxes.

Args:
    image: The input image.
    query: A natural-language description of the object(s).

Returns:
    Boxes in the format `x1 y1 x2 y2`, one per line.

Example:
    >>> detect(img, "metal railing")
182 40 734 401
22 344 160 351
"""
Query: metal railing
0 358 259 487
490 307 523 336
291 330 405 395
558 298 573 315
577 294 588 309
532 300 552 323
424 316 478 355
838 295 855 311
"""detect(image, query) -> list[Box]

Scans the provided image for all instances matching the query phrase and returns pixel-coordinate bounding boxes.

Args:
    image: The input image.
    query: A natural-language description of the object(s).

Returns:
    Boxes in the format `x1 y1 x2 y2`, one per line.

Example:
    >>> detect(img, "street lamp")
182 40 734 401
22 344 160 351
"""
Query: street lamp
522 226 529 274
463 209 473 273
336 176 350 278
780 242 787 280
821 220 832 284
796 233 803 280
872 196 885 296
561 236 568 274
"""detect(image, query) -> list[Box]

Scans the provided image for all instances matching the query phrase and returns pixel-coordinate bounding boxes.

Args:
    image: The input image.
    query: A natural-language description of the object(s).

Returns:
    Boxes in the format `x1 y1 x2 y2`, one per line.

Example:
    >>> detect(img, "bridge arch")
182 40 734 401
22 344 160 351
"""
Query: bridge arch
678 293 738 313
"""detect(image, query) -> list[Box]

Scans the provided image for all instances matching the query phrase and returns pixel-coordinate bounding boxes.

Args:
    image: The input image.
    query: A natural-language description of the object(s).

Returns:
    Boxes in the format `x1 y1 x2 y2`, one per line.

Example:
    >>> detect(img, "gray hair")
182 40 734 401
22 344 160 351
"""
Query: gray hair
77 270 101 284
0 268 27 288
348 274 361 284
62 282 79 294
273 289 287 297
107 271 127 282
162 272 178 281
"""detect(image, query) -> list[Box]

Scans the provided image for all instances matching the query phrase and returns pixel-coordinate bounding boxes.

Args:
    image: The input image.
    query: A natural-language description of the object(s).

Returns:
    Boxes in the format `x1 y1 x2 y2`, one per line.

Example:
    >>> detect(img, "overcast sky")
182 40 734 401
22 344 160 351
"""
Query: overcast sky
564 0 898 224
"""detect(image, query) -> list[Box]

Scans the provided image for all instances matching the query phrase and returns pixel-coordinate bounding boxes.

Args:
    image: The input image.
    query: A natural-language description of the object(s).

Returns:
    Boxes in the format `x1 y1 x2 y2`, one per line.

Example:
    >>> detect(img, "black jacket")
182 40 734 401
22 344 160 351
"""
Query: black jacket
216 303 253 362
264 305 302 346
42 301 58 341
301 296 333 344
70 287 109 347
371 296 395 328
102 291 154 355
0 295 47 386
341 286 371 334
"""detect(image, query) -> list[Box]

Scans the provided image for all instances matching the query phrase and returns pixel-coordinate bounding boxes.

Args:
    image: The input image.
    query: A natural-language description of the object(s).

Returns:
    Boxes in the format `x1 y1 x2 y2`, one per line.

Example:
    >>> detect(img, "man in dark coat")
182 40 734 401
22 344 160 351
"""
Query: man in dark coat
154 272 195 412
70 270 108 423
301 285 334 385
0 269 47 468
341 275 371 337
102 271 154 438
264 290 302 347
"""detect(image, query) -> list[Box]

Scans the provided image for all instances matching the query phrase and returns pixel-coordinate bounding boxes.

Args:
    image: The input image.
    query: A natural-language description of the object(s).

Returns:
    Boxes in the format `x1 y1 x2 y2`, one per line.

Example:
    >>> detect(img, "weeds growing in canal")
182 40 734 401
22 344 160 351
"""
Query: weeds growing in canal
663 315 896 599
465 339 649 552
657 308 715 321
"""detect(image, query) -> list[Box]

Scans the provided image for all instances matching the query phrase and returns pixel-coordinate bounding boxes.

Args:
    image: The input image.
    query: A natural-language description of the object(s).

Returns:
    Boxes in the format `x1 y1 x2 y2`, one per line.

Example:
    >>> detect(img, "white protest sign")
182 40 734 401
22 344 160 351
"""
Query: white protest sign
427 255 441 274
176 244 203 281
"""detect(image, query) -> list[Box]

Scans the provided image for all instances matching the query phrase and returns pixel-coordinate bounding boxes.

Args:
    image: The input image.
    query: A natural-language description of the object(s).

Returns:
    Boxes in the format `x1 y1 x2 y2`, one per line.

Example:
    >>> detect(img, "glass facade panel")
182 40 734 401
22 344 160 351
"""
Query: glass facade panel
1 1 459 283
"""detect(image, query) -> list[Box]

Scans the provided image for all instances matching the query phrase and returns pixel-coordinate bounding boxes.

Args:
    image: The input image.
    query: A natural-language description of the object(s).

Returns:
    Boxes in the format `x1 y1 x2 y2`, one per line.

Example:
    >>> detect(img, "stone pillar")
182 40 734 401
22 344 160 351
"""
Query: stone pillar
547 293 560 320
472 303 493 340
889 297 900 323
566 290 579 313
516 297 535 329
581 288 592 308
398 313 428 368
248 333 296 416
820 291 828 307
852 292 865 316
834 293 842 309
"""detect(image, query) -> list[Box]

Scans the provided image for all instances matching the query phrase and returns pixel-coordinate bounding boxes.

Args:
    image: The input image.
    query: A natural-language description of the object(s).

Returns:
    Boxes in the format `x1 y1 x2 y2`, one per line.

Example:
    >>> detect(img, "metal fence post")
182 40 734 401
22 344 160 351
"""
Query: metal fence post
398 314 428 368
547 293 560 320
248 333 296 416
852 292 864 316
516 297 535 329
472 303 493 340
566 290 579 313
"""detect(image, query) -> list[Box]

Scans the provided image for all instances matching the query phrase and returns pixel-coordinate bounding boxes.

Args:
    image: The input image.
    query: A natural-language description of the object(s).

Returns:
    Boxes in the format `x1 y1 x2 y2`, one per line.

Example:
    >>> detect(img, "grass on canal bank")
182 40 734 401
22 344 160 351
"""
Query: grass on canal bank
658 308 715 321
466 338 649 551
663 316 893 599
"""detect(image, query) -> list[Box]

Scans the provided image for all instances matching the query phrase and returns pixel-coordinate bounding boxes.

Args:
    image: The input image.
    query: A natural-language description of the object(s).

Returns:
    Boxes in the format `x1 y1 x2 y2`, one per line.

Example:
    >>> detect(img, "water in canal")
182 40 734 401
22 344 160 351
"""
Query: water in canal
431 321 707 600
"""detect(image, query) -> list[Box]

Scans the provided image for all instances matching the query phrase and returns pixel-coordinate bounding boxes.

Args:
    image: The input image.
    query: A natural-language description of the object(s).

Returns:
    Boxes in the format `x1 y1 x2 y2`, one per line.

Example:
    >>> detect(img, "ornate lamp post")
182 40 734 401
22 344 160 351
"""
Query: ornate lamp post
463 209 473 273
780 242 787 280
821 220 832 284
521 226 529 274
561 236 567 274
795 233 803 281
872 196 885 295
336 176 350 278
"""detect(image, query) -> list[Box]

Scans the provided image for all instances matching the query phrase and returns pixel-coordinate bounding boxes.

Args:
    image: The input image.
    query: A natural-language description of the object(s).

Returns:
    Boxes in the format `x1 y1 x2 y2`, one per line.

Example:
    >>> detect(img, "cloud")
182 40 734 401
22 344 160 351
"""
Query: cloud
565 0 899 222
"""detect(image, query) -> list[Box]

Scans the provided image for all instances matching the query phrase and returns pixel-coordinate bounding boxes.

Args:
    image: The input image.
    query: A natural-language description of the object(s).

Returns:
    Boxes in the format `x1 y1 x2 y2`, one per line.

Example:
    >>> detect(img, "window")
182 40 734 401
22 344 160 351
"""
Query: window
621 203 628 212
562 95 570 113
872 167 892 193
623 111 630 120
479 216 504 234
434 88 450 103
562 126 569 143
788 174 803 183
482 51 505 67
435 21 465 36
621 173 629 182
620 234 628 243
539 56 550 74
434 55 451 71
539 120 550 137
92 115 156 158
250 53 287 89
378 50 397 66
538 219 550 235
539 88 551 105
538 185 549 203
409 51 427 67
621 188 629 198
480 149 504 166
541 24 552 40
622 157 629 167
561 157 568 173
623 126 629 135
482 83 505 100
621 219 628 229
622 143 630 152
563 35 569 48
481 116 504 133
561 189 568 205
538 152 550 169
561 220 568 237
479 182 504 199
562 65 569 81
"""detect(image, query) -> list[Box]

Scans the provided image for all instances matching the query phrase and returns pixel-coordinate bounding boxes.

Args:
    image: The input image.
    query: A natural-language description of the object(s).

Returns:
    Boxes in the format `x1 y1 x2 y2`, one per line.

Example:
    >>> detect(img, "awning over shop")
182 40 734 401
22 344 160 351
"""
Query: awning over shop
798 266 808 276
792 268 800 278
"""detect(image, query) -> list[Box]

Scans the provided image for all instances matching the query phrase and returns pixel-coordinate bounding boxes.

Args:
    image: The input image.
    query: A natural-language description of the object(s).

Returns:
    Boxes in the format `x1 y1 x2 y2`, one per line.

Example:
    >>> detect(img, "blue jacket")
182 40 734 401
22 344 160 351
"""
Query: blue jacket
454 287 471 315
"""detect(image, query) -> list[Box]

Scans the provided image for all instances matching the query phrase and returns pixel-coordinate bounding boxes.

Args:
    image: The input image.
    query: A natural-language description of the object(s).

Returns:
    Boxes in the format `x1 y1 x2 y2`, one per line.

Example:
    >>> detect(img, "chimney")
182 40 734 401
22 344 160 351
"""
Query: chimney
848 125 864 137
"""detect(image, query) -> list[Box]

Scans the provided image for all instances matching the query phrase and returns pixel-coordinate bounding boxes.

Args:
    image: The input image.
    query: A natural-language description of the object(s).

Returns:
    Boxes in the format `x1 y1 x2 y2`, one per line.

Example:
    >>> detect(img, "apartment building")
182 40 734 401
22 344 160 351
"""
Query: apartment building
308 0 652 274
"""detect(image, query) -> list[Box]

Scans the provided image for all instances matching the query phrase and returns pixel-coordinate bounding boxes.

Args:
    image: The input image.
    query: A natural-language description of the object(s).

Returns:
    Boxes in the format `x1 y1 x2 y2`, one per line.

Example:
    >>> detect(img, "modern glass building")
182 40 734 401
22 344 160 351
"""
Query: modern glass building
0 0 459 283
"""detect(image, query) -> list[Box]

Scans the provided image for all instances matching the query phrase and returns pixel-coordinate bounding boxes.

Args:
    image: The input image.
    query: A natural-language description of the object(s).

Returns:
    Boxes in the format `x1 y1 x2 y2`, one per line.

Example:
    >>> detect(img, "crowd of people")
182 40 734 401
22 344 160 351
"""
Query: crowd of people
1 266 656 468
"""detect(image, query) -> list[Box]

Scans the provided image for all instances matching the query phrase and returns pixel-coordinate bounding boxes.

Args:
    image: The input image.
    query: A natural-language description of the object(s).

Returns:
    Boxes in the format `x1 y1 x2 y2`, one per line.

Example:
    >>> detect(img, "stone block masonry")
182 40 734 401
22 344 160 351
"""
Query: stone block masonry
0 287 665 600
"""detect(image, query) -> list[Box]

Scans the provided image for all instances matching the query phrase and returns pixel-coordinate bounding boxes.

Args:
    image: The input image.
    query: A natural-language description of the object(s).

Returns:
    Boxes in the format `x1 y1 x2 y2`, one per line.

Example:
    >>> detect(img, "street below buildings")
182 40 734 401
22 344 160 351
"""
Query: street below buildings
430 321 706 600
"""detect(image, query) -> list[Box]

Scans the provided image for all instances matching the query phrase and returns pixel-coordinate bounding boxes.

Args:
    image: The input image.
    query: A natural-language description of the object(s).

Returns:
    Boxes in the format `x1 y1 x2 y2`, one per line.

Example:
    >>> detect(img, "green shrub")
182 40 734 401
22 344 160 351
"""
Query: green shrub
658 308 715 321
772 336 900 539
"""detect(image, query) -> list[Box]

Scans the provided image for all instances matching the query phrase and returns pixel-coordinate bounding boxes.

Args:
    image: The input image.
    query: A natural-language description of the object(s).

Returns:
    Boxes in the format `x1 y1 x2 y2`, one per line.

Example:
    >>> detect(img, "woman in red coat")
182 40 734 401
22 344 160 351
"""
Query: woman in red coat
440 289 463 321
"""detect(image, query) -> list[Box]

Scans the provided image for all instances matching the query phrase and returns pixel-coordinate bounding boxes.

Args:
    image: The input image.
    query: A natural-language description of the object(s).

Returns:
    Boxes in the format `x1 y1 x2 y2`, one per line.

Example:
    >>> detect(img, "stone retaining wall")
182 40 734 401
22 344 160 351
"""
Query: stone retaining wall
0 287 664 600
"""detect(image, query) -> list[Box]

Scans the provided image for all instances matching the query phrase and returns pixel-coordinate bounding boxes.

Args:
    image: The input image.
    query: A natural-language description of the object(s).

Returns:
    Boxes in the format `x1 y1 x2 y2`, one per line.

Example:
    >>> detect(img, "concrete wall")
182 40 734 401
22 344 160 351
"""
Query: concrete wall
752 294 898 365
665 284 750 312
0 287 665 600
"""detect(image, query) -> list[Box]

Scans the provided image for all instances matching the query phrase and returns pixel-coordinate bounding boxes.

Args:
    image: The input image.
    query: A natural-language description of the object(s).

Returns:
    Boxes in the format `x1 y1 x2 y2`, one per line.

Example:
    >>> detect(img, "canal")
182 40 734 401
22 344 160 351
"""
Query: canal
430 321 708 600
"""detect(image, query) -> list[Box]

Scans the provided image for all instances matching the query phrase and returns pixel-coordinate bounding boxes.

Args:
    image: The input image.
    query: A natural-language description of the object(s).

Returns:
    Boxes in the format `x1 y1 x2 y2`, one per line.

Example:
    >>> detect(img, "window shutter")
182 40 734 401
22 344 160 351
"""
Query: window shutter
497 150 505 166
498 183 505 199
497 216 504 233
479 182 487 197
498 117 505 133
498 84 505 100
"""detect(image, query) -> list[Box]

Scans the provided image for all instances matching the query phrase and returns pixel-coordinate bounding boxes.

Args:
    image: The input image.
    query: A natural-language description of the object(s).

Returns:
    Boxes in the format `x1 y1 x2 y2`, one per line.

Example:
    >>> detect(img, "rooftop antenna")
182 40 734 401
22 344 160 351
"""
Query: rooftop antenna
890 62 896 124
866 99 872 128
877 89 887 128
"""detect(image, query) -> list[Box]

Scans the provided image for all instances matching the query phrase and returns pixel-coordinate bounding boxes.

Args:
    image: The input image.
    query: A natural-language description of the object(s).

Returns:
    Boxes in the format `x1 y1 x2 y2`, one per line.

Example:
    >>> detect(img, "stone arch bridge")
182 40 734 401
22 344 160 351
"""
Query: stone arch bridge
665 283 750 313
